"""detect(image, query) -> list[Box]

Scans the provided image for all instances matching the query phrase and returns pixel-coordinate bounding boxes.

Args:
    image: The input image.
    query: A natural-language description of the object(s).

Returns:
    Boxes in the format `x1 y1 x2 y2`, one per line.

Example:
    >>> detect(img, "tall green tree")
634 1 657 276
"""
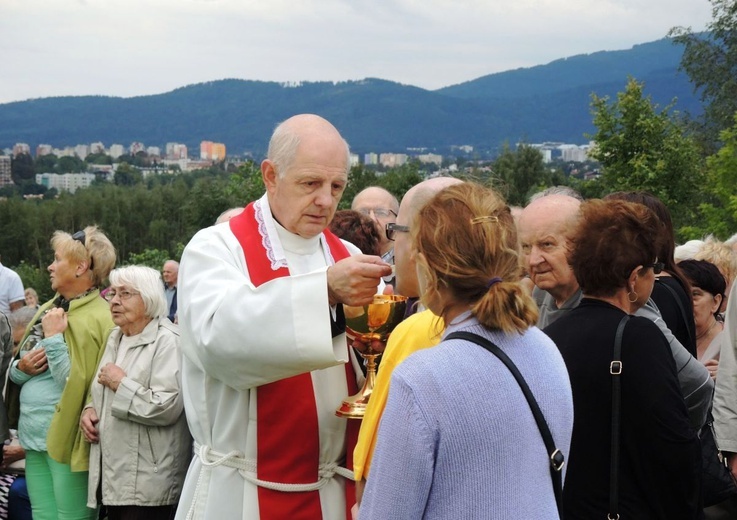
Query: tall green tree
684 112 737 238
670 0 737 148
489 143 549 206
11 153 34 182
588 78 705 232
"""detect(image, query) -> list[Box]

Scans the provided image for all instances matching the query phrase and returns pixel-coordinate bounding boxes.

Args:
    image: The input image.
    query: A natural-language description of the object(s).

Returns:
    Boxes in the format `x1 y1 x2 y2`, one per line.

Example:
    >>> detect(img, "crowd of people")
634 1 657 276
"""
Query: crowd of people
0 113 737 519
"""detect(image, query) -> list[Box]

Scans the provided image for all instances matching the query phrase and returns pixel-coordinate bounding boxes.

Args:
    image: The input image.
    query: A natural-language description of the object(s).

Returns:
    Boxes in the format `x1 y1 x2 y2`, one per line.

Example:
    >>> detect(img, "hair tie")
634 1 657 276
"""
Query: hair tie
487 277 503 289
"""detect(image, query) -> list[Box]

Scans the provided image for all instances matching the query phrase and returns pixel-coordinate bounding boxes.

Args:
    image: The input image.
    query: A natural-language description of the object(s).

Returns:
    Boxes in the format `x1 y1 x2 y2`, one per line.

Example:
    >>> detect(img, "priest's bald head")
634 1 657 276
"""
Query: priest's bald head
261 114 351 239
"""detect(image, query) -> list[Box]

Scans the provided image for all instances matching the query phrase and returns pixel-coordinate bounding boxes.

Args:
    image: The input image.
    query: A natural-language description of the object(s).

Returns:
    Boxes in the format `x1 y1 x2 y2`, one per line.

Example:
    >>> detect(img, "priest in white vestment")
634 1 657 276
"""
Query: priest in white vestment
175 114 392 520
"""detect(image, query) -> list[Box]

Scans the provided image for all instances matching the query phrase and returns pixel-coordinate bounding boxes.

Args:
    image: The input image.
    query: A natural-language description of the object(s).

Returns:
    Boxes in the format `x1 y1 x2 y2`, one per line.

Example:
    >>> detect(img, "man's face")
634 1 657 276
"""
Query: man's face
392 207 417 298
162 263 178 286
264 139 348 238
352 189 397 254
518 205 578 300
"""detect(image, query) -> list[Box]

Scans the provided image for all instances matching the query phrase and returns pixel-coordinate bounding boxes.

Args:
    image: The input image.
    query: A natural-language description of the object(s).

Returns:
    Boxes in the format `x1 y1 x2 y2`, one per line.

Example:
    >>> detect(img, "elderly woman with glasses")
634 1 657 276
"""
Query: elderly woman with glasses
544 200 701 519
80 266 190 520
7 226 116 520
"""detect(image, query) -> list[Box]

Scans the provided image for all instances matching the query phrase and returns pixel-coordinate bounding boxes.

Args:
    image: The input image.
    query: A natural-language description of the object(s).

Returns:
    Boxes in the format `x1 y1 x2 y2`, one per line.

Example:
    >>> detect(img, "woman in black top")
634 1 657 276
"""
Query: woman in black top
544 199 701 520
605 191 697 356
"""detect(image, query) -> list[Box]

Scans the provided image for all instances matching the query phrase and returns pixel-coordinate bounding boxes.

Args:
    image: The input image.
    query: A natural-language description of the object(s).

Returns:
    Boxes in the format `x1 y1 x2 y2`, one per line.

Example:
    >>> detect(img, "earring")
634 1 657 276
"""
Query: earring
628 289 638 303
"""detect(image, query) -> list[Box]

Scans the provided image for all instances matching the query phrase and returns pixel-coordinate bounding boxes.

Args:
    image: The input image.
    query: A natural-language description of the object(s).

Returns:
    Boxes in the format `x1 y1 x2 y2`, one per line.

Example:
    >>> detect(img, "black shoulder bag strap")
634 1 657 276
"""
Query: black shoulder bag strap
445 331 565 518
609 314 630 520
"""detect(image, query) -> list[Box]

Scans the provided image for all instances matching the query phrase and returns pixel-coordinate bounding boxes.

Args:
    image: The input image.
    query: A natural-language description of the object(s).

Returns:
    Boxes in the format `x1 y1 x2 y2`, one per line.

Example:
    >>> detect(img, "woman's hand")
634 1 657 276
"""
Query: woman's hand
704 358 719 381
42 307 68 338
1 444 25 467
80 407 100 444
18 348 48 376
98 363 126 392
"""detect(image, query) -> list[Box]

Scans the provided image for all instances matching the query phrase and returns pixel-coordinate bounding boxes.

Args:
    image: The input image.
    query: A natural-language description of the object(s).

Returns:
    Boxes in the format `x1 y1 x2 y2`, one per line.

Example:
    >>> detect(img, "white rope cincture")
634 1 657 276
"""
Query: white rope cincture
186 442 355 517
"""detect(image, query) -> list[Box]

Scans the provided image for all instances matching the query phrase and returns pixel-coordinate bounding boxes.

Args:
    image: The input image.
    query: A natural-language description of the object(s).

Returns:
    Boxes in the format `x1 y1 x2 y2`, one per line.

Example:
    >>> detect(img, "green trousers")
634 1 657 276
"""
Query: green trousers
25 450 97 520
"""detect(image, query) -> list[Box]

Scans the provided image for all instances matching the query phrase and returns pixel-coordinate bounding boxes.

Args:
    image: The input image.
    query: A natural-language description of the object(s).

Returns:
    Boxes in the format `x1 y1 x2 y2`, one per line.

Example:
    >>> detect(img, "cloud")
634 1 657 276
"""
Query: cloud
0 0 713 103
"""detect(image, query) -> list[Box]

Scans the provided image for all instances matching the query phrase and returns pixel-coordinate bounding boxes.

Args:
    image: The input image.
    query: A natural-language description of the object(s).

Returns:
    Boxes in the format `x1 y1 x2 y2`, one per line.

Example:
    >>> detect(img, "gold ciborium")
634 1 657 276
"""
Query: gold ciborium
336 294 408 419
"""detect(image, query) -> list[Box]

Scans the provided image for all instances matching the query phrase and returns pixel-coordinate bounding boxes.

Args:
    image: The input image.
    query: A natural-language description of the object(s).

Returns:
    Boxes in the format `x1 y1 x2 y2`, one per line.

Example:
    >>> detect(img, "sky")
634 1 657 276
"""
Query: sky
0 0 714 105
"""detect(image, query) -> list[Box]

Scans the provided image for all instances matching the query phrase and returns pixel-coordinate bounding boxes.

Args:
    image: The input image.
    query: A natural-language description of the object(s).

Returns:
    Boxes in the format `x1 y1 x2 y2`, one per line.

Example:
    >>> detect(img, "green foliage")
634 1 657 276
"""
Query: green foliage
56 155 85 173
13 261 53 302
126 248 174 269
588 78 705 231
670 0 737 148
11 153 34 183
689 112 737 237
113 163 143 186
495 144 550 205
85 153 113 165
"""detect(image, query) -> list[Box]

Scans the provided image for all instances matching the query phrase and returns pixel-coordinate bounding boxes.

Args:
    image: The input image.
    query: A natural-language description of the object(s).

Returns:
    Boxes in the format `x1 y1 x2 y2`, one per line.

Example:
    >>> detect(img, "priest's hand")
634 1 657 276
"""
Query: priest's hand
327 255 392 307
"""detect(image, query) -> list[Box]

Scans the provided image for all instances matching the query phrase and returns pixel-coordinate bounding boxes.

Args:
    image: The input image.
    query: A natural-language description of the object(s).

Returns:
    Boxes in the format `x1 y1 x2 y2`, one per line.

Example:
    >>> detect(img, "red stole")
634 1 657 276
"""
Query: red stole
229 201 359 519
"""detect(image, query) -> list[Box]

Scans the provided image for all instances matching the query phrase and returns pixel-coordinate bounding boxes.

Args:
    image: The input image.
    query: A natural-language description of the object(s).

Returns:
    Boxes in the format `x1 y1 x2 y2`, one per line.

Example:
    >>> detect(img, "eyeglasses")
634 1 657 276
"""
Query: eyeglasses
72 230 94 270
357 208 397 219
386 222 410 241
644 261 665 275
104 289 140 302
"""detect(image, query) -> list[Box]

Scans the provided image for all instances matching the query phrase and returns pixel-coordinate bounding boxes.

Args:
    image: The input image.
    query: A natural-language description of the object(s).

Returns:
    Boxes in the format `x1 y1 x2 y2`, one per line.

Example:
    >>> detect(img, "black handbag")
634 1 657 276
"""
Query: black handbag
700 413 737 507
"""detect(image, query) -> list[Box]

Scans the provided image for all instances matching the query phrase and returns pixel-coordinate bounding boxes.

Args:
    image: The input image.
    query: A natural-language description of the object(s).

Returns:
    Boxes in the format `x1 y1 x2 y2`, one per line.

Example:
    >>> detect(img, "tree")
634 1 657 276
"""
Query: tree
588 78 705 232
683 112 737 238
114 162 143 186
485 143 549 206
34 153 58 174
56 155 86 173
670 0 737 148
11 153 34 183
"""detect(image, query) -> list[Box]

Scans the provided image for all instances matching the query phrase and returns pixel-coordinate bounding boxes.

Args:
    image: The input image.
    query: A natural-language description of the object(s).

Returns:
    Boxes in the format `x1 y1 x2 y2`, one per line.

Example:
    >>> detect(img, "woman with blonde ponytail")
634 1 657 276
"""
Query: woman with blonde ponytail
360 183 574 520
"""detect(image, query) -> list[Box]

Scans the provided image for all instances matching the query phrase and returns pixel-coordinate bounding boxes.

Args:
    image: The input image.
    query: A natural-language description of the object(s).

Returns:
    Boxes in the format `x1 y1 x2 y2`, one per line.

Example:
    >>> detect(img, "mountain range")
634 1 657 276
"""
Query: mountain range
0 37 701 156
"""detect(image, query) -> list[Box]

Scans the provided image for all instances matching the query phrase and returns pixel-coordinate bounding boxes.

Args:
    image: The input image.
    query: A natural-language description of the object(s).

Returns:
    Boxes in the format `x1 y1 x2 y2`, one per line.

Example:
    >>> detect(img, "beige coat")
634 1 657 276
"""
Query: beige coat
87 317 192 507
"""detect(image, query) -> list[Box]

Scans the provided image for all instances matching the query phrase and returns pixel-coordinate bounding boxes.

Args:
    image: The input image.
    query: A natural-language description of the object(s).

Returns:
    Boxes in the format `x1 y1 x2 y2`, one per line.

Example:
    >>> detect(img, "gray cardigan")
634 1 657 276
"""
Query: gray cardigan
360 315 574 519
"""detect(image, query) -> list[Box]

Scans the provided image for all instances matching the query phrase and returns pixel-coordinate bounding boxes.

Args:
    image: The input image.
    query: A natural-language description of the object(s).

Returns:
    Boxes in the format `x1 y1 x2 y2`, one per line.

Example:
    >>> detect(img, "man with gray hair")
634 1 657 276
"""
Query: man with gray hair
519 191 712 430
176 114 391 519
353 176 462 508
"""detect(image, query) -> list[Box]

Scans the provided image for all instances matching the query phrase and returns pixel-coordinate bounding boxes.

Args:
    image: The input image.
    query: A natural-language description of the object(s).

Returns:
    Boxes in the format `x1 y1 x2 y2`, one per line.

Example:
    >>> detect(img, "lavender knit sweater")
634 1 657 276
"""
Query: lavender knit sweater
360 314 574 520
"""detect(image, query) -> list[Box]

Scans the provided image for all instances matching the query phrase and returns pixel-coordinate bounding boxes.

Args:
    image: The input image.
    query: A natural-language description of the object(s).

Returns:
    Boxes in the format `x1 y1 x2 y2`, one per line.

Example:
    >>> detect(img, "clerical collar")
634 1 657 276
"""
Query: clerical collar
255 193 335 269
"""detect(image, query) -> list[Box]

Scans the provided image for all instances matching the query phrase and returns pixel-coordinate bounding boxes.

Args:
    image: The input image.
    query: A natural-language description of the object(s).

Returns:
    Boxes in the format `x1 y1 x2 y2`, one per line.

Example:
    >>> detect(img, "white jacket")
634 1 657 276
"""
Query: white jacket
87 317 192 507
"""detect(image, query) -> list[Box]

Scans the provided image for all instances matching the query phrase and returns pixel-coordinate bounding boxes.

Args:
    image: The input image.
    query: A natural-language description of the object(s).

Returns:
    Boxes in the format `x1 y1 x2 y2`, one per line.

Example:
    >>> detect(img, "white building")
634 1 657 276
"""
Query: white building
0 156 12 186
364 152 378 166
36 172 96 193
109 144 125 159
74 144 90 159
36 144 53 157
12 143 30 157
379 153 408 168
90 142 105 154
165 143 188 160
417 153 442 166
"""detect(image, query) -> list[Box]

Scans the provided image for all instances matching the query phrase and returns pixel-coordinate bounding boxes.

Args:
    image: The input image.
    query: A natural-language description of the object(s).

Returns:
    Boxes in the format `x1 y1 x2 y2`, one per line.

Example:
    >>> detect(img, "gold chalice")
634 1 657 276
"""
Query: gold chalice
336 294 408 419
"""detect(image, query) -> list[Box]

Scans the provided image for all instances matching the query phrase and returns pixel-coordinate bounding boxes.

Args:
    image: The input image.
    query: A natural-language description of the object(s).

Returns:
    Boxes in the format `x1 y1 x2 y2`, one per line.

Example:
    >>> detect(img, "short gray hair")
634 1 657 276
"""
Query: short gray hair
109 265 167 319
528 185 584 204
9 307 37 334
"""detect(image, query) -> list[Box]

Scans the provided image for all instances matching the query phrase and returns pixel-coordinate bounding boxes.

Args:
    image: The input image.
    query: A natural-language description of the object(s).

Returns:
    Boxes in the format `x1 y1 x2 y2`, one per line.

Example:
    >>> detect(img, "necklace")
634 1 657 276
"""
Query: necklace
696 319 719 341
